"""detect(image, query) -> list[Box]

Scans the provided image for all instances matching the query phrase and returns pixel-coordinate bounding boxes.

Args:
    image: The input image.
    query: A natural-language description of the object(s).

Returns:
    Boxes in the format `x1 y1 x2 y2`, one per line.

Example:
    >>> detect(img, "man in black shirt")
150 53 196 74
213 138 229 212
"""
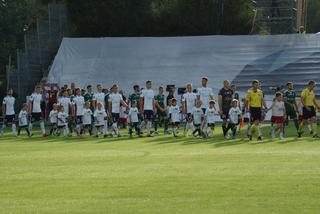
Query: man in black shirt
218 80 234 138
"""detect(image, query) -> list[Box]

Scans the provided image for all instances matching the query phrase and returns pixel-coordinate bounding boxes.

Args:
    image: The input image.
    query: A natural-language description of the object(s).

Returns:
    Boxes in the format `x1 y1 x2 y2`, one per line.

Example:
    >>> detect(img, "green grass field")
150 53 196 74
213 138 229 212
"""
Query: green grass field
1 125 320 214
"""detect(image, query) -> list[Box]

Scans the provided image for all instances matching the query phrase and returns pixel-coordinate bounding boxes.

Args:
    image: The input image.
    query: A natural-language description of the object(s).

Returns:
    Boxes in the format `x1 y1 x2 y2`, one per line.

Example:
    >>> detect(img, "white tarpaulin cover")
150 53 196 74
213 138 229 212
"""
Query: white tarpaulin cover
48 34 320 95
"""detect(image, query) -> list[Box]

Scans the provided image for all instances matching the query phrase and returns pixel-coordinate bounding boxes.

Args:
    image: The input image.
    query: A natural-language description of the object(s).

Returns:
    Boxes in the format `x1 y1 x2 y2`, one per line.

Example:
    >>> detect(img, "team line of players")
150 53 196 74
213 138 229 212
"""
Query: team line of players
1 77 319 140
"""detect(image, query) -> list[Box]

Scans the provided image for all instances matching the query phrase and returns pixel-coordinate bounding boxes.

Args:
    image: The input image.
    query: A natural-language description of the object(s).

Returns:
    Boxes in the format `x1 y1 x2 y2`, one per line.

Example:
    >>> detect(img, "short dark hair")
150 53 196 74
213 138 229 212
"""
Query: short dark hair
87 85 92 89
275 92 282 97
146 80 152 84
286 82 293 86
252 80 259 85
308 80 315 85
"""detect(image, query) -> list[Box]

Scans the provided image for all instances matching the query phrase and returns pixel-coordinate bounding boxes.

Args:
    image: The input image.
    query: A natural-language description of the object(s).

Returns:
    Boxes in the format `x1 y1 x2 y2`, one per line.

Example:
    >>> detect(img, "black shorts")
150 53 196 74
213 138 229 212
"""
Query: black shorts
250 107 262 123
172 122 180 126
95 125 104 128
76 116 83 124
130 122 140 127
51 123 57 127
83 124 92 128
5 115 15 124
19 125 28 128
31 113 43 122
144 110 154 120
303 106 316 119
207 123 215 127
112 113 120 123
186 113 193 121
58 125 66 129
221 107 230 119
194 123 201 128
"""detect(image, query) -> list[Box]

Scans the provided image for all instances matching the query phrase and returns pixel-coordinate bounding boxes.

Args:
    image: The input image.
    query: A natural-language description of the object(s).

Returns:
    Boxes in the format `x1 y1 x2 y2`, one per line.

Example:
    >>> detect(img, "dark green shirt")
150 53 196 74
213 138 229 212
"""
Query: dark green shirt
218 88 233 108
129 93 141 109
155 94 165 109
283 90 296 104
84 92 94 103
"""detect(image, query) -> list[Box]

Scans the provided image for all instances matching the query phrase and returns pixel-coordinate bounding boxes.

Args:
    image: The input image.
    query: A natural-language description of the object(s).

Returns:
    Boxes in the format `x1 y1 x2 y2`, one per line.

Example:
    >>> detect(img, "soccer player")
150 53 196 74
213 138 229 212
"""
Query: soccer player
182 83 197 136
84 85 94 109
227 99 242 140
231 84 240 102
17 103 30 136
28 85 47 137
1 89 17 137
197 77 214 133
58 89 73 134
82 102 93 136
218 80 234 138
94 102 107 138
49 103 59 136
192 100 204 138
57 105 69 137
169 98 180 137
129 85 143 134
245 80 267 141
298 80 320 138
140 80 155 137
197 77 214 113
93 84 106 110
128 100 141 137
154 86 168 135
72 88 85 136
283 82 299 133
204 100 217 137
267 92 286 140
108 84 128 137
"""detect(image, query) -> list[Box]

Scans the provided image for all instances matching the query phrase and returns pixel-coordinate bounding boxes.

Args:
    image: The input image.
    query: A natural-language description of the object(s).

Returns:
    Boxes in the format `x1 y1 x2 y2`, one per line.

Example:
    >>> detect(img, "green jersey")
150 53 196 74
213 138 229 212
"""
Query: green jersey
84 92 94 103
104 93 110 111
155 94 165 109
129 93 141 109
234 92 239 101
283 90 296 104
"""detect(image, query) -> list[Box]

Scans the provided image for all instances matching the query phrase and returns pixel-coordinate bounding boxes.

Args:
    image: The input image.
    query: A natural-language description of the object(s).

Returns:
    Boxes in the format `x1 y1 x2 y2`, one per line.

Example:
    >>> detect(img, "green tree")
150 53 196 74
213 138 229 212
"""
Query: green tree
307 0 320 33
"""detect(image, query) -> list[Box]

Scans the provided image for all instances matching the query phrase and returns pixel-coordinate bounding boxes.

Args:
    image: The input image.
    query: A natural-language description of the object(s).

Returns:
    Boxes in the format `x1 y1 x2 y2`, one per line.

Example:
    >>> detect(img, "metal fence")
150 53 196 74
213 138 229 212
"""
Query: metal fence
7 3 68 109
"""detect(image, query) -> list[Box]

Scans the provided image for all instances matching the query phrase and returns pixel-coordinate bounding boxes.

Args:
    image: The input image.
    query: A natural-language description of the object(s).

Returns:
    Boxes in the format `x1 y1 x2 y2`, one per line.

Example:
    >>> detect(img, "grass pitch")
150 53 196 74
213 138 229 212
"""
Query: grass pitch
1 126 320 214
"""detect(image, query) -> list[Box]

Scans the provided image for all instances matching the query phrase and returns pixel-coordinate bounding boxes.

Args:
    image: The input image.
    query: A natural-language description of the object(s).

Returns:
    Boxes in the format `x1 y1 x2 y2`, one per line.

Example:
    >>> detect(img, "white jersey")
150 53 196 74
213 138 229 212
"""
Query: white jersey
30 93 42 113
94 109 107 126
109 93 123 114
18 110 28 126
169 105 180 123
229 107 241 124
49 110 58 124
58 97 71 114
2 96 15 115
192 107 203 125
141 89 154 111
83 108 93 125
120 106 127 119
93 92 105 108
197 87 214 109
182 92 197 114
128 107 139 123
57 112 68 126
272 101 285 117
205 107 217 124
73 95 85 116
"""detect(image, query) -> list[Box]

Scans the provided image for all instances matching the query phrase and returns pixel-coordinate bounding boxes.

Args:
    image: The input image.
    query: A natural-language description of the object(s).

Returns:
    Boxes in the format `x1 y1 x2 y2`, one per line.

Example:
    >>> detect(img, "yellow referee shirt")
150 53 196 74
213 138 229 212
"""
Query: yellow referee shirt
301 88 315 106
246 89 263 108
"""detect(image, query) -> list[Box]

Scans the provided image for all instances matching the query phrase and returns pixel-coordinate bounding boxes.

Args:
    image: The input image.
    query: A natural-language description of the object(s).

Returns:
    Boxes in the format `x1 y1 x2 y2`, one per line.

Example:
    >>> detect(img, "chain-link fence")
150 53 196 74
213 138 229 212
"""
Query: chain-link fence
7 3 68 110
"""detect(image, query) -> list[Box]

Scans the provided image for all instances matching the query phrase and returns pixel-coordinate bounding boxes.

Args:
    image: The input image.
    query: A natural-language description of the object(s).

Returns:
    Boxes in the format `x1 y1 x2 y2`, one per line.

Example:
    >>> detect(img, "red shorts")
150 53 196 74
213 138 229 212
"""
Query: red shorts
271 116 285 124
118 118 127 125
